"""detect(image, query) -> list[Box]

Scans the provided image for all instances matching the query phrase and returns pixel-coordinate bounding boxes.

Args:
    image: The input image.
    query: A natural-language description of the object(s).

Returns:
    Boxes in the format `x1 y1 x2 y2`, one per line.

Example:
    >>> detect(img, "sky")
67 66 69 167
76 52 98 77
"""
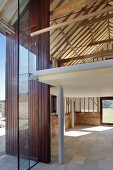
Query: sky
0 33 6 100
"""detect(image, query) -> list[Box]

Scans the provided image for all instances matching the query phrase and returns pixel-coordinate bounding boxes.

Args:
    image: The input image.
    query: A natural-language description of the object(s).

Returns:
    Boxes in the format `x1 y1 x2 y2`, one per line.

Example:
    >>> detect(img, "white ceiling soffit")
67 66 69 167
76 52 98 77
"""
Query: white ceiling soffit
34 59 113 97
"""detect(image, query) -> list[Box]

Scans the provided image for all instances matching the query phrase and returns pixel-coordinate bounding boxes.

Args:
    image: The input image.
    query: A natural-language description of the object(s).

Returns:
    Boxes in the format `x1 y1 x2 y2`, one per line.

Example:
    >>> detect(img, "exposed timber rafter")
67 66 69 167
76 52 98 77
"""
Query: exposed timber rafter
0 0 29 34
0 18 15 34
50 0 98 20
31 6 113 37
89 38 113 46
82 13 113 27
58 49 113 64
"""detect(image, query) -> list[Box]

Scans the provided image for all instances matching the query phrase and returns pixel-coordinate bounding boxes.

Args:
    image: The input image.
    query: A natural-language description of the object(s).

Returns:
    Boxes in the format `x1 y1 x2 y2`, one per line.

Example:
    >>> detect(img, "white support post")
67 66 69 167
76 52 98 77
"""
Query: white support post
64 98 65 133
71 98 75 128
57 86 64 164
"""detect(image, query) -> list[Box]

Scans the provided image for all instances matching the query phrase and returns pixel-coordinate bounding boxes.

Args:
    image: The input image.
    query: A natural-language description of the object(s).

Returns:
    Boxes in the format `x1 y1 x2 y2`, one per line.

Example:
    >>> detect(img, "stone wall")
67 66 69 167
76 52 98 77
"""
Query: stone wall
76 112 101 125
51 112 100 136
51 113 71 136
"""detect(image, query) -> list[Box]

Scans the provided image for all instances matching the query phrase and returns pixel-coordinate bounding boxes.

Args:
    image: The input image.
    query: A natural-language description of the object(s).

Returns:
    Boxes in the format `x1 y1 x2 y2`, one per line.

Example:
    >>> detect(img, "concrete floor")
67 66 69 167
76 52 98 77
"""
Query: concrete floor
0 155 37 170
0 125 113 170
33 125 113 170
0 155 18 170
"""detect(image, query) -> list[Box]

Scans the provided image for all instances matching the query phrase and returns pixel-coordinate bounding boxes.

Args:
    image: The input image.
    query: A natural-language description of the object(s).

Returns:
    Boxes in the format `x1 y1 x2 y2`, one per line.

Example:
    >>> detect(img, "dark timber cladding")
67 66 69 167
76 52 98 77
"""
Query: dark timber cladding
6 33 18 156
6 0 50 163
29 0 50 163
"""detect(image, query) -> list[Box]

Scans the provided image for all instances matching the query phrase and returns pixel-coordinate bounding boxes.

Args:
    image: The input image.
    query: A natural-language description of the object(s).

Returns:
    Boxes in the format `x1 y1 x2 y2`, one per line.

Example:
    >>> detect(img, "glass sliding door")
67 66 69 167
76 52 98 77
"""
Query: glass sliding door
101 98 113 124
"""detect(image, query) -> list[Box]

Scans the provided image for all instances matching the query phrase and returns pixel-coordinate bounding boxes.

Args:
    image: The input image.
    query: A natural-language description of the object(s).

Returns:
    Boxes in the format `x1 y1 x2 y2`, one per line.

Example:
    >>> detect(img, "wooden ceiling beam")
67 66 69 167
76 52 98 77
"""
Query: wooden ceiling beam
53 20 108 62
71 42 108 65
50 0 98 20
81 12 113 27
89 38 113 46
31 6 113 36
0 18 15 34
51 1 107 60
54 20 79 56
51 10 108 59
50 10 83 55
59 49 113 63
53 21 107 60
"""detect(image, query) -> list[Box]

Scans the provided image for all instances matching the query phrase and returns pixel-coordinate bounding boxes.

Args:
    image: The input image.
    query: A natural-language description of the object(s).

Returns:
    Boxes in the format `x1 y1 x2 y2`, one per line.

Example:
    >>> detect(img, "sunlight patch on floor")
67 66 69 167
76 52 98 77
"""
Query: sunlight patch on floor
0 128 5 136
82 126 113 132
64 130 91 137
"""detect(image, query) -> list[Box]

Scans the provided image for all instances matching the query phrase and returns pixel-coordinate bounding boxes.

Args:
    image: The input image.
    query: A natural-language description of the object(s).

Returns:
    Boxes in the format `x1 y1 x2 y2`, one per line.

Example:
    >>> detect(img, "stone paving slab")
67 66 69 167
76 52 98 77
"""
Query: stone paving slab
0 126 113 170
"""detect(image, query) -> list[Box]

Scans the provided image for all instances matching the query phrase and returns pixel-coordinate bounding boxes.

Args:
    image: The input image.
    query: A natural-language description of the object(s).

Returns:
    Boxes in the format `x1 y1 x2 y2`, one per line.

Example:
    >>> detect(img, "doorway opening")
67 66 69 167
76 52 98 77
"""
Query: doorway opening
101 97 113 125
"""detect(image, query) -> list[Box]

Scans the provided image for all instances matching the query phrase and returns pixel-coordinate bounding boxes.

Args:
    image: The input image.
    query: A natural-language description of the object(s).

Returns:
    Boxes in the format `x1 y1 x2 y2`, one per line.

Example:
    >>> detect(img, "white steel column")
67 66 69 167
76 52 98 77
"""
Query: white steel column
64 98 65 133
57 86 64 164
71 98 75 128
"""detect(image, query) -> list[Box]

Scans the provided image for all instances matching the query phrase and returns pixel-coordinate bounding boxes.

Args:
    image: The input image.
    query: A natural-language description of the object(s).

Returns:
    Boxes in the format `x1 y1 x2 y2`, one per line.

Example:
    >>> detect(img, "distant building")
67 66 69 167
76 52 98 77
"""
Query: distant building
0 100 5 117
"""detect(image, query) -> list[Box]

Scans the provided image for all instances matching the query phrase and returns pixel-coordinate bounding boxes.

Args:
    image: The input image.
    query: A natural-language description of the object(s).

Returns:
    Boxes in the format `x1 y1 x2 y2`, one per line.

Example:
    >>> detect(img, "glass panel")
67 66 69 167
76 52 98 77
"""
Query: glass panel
19 0 38 169
102 100 113 123
19 48 29 170
0 1 18 166
19 1 29 169
0 33 6 158
29 51 37 168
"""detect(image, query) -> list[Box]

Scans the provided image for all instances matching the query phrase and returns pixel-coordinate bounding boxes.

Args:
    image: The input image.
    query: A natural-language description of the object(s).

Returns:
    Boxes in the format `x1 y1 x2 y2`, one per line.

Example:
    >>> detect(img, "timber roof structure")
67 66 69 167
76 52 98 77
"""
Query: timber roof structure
0 0 113 65
50 0 113 66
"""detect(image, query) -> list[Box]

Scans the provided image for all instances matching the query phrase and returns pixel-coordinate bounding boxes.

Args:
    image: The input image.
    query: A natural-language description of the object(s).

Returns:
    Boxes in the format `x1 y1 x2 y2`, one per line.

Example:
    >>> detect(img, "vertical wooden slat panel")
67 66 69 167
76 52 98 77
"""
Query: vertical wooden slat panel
68 98 69 113
97 97 99 112
6 33 18 156
29 80 39 161
93 97 94 112
66 98 67 113
74 98 76 112
29 0 50 163
6 0 50 164
84 97 85 112
79 98 81 112
88 97 89 112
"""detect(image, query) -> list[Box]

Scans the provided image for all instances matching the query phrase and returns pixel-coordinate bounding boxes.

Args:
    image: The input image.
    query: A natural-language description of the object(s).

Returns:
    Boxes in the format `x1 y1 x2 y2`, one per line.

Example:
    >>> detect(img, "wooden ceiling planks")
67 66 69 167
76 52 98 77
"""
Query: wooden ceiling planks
0 0 113 65
50 0 113 65
0 0 29 34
